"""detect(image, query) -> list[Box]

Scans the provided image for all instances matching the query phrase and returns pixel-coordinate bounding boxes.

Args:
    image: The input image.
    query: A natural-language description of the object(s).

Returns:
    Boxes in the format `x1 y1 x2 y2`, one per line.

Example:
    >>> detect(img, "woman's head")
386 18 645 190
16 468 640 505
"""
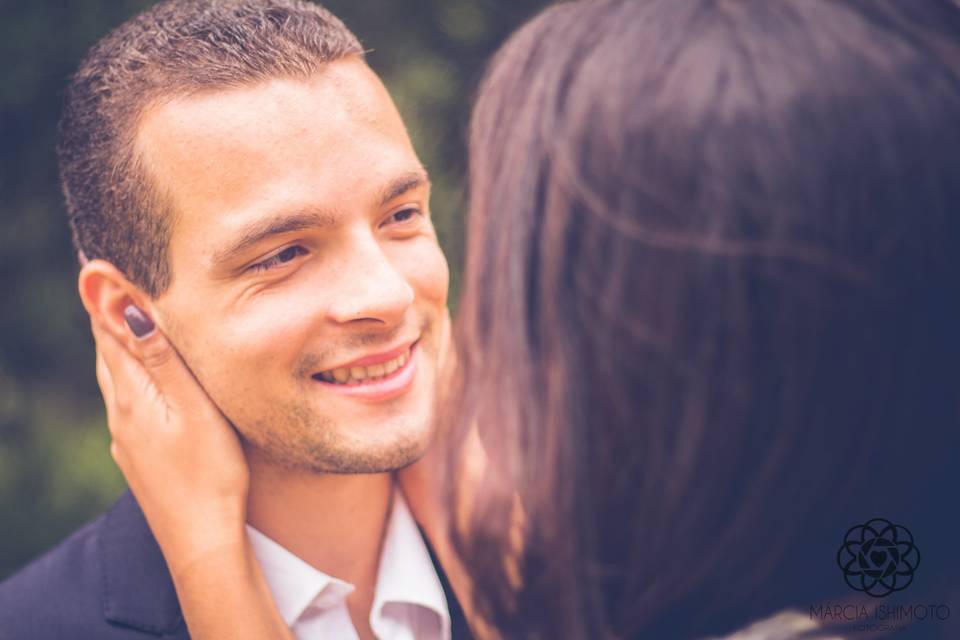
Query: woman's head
452 0 960 637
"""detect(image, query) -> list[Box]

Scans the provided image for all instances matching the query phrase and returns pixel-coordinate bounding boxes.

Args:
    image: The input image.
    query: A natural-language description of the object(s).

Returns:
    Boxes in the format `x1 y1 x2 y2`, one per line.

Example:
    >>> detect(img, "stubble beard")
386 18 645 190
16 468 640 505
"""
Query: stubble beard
238 404 432 475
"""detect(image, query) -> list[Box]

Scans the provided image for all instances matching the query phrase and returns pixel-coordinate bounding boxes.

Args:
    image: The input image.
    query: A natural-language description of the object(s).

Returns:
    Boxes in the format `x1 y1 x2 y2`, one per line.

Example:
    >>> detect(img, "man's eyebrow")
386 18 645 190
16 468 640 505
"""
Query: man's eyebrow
210 171 429 267
210 209 336 267
379 170 430 207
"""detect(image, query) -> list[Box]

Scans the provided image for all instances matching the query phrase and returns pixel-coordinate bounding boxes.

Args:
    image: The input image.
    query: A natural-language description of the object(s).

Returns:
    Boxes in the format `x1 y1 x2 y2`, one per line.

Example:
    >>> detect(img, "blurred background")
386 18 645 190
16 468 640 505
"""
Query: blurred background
0 0 552 580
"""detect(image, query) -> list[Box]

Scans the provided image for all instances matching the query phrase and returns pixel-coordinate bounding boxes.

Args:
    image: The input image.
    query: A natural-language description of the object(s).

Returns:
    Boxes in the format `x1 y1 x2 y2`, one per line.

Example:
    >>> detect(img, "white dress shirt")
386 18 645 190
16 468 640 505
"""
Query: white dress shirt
247 491 451 640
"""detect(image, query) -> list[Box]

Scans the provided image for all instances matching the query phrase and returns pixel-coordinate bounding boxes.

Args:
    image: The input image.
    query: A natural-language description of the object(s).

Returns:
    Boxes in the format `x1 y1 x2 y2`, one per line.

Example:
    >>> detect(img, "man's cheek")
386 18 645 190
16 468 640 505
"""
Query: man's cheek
408 246 449 303
388 235 448 296
219 297 318 354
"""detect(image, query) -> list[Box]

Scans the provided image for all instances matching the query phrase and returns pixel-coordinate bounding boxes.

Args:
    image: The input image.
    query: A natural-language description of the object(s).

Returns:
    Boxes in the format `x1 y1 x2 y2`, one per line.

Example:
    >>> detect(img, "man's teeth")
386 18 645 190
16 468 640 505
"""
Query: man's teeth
318 350 409 385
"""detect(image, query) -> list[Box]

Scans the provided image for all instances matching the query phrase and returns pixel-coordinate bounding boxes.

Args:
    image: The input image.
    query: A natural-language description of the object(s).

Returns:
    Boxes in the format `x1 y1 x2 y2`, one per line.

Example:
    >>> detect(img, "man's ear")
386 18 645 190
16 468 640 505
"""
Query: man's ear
79 259 155 349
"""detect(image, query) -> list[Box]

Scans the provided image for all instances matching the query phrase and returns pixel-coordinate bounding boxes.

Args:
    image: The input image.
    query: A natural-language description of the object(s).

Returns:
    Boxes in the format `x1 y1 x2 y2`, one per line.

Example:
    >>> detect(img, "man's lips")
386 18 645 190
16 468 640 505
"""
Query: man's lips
313 343 420 401
313 339 417 379
311 342 420 402
334 341 415 370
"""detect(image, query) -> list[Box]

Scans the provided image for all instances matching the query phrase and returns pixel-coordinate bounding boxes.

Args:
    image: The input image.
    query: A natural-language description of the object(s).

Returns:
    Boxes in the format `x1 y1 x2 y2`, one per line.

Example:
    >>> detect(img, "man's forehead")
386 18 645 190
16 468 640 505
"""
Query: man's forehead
134 59 402 190
131 59 423 275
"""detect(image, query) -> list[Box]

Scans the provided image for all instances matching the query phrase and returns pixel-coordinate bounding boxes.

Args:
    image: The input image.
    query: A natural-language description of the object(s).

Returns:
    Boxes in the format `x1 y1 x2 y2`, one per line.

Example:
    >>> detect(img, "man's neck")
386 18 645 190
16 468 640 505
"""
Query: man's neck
244 454 393 608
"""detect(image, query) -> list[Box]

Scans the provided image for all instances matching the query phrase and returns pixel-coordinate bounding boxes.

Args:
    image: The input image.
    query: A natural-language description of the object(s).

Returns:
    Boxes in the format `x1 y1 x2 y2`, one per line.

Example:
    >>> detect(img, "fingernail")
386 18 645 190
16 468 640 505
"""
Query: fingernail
123 304 155 338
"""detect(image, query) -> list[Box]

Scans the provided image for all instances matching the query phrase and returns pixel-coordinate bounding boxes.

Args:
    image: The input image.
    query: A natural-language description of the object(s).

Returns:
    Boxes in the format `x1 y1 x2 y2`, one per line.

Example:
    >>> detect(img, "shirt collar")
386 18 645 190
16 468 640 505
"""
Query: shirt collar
371 491 451 639
246 524 355 625
246 490 451 637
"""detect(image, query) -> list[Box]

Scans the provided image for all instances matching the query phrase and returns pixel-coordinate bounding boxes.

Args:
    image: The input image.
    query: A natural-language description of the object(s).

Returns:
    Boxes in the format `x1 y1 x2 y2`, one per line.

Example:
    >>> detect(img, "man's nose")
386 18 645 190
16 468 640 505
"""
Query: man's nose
326 234 415 327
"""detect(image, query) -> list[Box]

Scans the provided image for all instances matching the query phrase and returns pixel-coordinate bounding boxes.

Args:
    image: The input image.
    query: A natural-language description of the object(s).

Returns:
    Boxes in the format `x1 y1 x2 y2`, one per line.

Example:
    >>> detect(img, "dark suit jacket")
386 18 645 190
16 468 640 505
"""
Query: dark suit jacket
0 491 472 639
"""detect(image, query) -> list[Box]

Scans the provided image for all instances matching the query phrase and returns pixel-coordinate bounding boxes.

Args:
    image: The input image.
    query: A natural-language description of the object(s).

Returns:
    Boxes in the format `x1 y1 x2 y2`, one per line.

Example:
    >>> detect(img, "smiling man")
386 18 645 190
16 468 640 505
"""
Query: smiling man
132 63 447 478
0 1 464 639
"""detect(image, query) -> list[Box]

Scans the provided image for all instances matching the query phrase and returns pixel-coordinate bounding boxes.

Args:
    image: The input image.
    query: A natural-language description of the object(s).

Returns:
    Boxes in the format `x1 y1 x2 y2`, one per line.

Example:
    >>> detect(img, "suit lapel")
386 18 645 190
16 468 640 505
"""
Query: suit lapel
423 528 475 640
98 490 187 637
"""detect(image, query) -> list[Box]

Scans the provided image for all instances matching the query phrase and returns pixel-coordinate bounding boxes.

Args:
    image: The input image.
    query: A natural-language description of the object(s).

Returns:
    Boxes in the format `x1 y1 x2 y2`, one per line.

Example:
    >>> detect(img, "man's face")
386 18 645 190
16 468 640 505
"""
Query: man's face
136 58 449 473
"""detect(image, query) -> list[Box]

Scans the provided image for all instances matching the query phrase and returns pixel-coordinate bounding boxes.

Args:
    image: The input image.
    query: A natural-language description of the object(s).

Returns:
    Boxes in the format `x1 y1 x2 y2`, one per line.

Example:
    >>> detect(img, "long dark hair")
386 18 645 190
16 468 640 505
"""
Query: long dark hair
447 0 960 638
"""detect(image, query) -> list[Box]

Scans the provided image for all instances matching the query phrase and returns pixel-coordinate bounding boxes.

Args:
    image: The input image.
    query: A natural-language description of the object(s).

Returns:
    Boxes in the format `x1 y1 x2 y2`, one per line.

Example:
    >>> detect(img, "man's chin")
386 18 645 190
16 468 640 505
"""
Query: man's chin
250 420 433 475
302 442 427 475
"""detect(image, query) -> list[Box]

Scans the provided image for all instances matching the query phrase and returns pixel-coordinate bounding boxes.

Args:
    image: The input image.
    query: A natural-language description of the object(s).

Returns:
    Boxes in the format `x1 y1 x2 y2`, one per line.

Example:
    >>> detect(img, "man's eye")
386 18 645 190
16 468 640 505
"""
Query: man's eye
384 207 420 226
249 245 308 272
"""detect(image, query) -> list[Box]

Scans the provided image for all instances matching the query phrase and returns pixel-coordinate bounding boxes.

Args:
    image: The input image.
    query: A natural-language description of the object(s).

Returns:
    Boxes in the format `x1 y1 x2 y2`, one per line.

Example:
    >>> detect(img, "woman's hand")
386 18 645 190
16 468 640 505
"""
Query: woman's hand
92 308 292 639
92 312 249 577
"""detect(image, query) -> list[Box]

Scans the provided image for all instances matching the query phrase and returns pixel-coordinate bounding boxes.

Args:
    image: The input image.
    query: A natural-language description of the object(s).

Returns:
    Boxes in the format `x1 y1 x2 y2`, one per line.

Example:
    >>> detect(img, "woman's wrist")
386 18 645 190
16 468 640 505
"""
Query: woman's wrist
159 516 250 585
169 532 294 640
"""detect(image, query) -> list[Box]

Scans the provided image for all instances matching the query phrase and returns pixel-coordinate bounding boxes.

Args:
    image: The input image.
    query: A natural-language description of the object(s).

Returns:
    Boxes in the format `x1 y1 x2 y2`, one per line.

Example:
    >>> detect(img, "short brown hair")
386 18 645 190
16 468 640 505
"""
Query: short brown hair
58 0 364 296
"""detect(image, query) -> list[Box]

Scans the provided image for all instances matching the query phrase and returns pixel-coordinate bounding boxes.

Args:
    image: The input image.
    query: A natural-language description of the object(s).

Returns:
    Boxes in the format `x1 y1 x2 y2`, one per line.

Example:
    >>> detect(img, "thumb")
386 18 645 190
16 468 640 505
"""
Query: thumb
121 304 213 412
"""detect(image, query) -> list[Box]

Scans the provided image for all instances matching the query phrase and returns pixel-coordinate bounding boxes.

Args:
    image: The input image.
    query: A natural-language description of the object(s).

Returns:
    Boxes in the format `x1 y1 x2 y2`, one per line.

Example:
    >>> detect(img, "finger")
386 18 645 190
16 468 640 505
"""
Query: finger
109 441 126 470
120 304 216 412
92 316 158 416
95 348 116 410
92 318 117 409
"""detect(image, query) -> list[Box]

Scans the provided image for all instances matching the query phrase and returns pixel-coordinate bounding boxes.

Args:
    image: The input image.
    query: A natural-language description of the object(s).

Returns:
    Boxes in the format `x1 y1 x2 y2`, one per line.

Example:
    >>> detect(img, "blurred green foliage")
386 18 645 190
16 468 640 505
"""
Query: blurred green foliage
0 0 551 580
